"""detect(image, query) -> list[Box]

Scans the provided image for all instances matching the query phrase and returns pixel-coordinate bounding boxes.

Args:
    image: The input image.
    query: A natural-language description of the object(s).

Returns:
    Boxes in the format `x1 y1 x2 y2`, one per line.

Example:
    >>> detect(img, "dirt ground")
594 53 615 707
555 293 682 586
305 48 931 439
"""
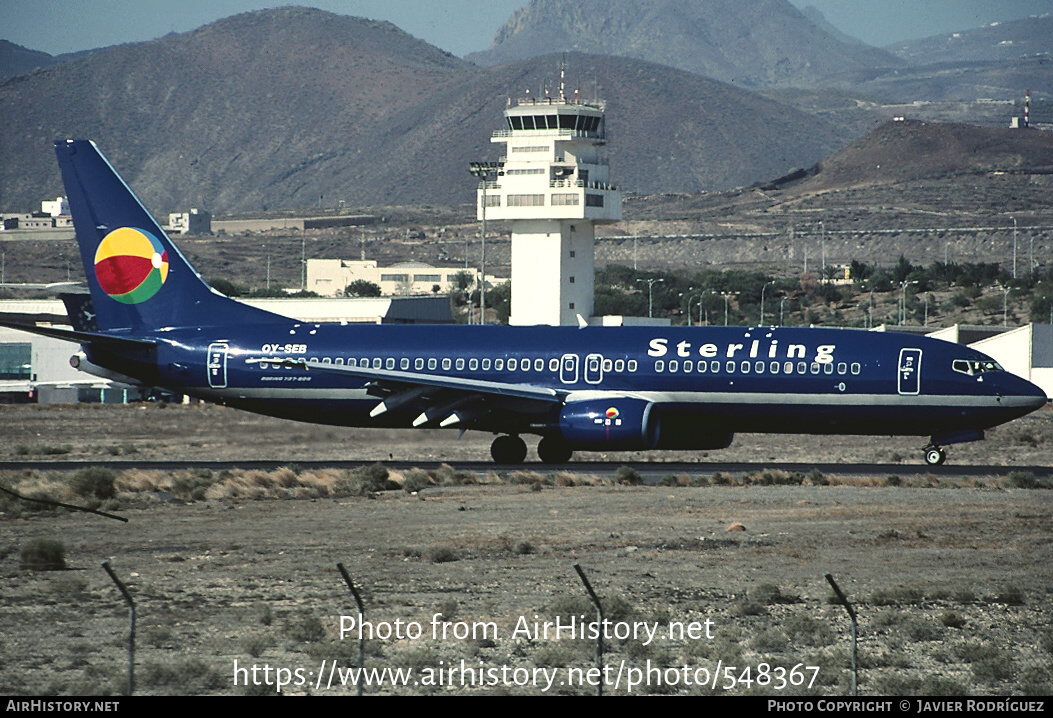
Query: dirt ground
1 404 1052 697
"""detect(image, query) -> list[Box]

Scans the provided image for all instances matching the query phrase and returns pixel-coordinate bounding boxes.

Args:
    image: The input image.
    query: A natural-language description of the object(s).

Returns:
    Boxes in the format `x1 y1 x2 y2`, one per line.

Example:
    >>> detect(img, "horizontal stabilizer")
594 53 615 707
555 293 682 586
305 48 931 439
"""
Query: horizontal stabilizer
0 316 157 350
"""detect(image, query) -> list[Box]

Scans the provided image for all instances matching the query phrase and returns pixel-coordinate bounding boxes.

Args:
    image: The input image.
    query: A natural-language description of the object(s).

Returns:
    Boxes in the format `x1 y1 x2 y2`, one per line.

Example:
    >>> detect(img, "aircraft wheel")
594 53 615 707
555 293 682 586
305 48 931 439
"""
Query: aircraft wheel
537 436 573 464
491 435 527 464
924 447 946 466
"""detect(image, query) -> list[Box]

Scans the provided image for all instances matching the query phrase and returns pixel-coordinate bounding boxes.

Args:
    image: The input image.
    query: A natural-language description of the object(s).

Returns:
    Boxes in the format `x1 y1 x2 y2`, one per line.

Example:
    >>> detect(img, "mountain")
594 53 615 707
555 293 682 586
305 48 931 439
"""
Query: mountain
0 7 472 213
799 5 867 47
888 15 1053 65
467 0 902 88
0 40 56 80
785 119 1053 194
0 8 844 214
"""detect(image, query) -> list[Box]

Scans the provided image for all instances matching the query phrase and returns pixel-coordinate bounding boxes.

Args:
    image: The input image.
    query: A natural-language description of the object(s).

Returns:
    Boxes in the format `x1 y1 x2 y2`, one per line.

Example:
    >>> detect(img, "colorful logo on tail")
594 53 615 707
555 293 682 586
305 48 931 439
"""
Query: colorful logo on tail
94 228 169 304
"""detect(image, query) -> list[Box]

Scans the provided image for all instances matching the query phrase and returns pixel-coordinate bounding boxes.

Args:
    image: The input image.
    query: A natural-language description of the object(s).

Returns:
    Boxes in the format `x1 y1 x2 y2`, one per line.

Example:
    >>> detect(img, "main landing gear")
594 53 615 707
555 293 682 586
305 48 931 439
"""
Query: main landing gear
490 434 527 464
923 445 947 466
537 436 573 464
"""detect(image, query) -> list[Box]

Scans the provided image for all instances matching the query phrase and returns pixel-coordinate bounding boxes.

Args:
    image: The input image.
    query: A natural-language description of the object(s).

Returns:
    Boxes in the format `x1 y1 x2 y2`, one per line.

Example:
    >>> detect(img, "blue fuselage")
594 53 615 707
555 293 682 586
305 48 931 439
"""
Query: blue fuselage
86 322 1046 450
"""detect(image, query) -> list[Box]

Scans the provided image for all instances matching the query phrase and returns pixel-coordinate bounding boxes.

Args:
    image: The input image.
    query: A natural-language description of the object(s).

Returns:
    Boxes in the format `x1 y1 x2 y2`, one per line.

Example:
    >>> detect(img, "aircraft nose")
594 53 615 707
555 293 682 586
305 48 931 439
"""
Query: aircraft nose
1005 374 1047 410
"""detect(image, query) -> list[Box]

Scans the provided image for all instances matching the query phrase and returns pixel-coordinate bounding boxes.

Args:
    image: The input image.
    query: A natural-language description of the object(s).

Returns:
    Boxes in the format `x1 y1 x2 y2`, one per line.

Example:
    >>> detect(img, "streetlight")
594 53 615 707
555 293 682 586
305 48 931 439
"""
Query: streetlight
687 291 704 327
720 291 740 326
779 296 787 326
899 280 918 325
1012 217 1018 280
819 220 826 277
636 278 665 318
760 281 774 326
995 285 1011 327
469 161 505 324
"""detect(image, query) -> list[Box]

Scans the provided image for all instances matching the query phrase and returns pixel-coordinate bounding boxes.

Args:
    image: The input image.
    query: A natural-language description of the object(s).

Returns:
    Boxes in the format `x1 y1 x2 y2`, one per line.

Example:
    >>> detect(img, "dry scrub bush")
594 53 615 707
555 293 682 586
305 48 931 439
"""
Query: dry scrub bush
20 537 66 571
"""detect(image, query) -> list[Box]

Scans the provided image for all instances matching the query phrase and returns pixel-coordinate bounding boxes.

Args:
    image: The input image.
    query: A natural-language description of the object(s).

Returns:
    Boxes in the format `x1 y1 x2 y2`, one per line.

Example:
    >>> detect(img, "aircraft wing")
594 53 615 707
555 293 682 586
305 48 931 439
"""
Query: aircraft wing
246 355 564 427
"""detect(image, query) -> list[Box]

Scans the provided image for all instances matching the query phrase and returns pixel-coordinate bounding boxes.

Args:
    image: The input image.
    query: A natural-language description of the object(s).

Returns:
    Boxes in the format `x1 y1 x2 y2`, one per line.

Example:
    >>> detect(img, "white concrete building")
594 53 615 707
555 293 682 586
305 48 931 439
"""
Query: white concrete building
478 83 622 326
966 324 1053 399
306 259 505 298
41 196 69 217
168 208 212 234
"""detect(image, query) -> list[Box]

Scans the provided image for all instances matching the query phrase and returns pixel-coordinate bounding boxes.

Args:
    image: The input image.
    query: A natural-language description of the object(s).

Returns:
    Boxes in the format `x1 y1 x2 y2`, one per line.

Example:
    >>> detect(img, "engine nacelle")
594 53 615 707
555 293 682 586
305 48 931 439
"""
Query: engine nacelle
558 398 660 450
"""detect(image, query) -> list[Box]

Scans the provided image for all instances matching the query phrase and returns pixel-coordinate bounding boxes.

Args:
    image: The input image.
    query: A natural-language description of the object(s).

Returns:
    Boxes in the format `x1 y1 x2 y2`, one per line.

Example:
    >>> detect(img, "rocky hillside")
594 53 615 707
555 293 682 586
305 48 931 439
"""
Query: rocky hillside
467 0 902 88
0 40 55 80
0 8 844 214
787 119 1053 193
888 15 1053 65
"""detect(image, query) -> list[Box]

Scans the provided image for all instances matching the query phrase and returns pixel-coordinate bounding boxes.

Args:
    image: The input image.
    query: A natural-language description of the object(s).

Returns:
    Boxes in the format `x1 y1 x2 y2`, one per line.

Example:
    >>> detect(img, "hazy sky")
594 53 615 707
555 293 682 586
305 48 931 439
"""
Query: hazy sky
2 0 1050 57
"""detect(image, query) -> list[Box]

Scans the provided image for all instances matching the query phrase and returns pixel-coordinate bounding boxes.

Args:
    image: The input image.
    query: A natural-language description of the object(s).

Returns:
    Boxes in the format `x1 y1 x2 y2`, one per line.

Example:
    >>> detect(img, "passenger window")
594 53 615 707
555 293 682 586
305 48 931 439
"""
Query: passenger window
308 357 319 364
711 361 720 373
655 360 665 372
336 358 344 365
323 357 332 364
783 361 793 374
837 362 847 375
697 360 707 373
614 359 625 372
628 360 638 372
550 358 560 371
442 358 452 370
495 359 504 370
508 358 517 370
602 359 612 372
726 361 736 373
741 361 750 373
810 363 820 374
851 363 861 375
824 363 833 374
684 361 692 373
755 361 765 373
349 358 357 367
415 358 424 370
535 358 545 371
770 362 780 374
400 358 409 370
469 358 478 371
385 358 395 370
428 358 437 370
456 358 465 370
669 360 678 372
522 360 531 372
797 362 807 374
482 358 492 370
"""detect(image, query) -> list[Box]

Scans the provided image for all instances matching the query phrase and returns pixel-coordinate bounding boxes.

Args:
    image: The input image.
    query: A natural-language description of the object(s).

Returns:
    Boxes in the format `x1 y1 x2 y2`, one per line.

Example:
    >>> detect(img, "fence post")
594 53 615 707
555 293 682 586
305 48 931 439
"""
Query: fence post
101 561 135 696
572 562 604 697
336 562 365 697
825 572 858 696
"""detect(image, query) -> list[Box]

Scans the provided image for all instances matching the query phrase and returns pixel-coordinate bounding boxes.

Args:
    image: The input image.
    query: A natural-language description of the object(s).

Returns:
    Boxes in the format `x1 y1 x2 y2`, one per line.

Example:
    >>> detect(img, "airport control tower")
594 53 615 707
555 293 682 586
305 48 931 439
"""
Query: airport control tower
476 74 621 326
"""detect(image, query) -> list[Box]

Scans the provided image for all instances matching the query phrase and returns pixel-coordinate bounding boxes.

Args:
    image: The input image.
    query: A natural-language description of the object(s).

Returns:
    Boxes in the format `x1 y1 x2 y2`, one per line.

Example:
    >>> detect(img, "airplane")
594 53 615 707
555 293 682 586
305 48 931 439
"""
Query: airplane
0 139 1046 466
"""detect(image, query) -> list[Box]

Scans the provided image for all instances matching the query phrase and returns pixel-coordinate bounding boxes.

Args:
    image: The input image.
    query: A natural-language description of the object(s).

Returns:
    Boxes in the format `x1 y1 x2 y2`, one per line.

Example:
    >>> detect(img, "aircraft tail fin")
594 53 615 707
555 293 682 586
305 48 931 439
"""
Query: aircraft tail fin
55 139 283 332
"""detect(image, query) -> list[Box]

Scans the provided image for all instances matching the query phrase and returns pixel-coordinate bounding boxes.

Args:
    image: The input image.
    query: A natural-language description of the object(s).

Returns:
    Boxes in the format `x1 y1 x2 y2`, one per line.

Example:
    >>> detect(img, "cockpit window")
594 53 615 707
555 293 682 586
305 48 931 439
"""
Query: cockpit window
952 359 1004 376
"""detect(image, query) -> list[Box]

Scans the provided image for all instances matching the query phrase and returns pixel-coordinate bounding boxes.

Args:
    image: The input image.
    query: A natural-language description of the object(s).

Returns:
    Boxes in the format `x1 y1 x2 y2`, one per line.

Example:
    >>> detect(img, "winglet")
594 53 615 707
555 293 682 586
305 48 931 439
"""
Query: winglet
576 313 588 329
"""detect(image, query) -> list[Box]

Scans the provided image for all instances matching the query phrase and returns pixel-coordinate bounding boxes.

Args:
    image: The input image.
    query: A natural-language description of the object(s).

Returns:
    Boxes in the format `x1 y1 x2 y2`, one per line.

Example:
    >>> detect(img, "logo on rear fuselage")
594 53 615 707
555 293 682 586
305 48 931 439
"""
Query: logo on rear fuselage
94 228 169 304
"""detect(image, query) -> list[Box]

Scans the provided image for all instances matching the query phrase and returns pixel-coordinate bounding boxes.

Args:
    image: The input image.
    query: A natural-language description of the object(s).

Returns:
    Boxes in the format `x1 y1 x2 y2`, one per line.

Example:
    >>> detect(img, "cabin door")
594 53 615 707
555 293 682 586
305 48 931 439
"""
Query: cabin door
897 348 922 395
584 353 604 385
207 342 228 389
559 353 578 384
